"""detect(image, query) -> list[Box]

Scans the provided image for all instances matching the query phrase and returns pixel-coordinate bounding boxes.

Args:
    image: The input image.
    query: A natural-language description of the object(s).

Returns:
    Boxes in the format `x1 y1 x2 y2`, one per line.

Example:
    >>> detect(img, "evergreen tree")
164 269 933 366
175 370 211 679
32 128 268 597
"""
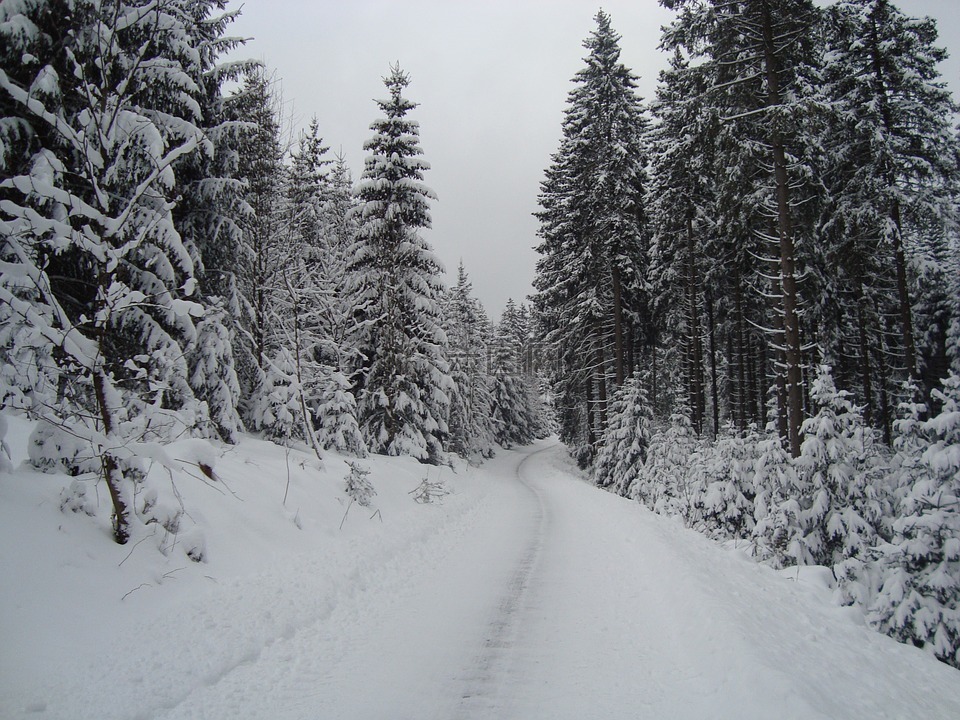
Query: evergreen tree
823 0 960 397
661 0 826 456
690 427 760 540
533 10 649 453
491 306 540 449
648 48 716 437
0 0 220 542
189 311 243 443
593 372 652 496
174 1 252 444
347 64 452 462
752 433 805 568
632 410 699 521
793 366 889 566
228 67 287 420
870 374 960 667
443 264 496 460
311 154 367 455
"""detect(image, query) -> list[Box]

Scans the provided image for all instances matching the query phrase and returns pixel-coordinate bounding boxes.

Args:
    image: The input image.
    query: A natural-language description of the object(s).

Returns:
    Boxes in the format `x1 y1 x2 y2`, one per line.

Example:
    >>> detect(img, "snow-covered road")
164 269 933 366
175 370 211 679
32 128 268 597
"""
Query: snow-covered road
157 441 960 719
4 435 960 719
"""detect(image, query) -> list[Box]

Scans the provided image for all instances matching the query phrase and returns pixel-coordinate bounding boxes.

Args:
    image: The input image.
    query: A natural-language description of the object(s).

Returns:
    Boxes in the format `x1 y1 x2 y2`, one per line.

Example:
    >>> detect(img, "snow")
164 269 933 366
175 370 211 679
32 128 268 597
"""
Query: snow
2 416 959 719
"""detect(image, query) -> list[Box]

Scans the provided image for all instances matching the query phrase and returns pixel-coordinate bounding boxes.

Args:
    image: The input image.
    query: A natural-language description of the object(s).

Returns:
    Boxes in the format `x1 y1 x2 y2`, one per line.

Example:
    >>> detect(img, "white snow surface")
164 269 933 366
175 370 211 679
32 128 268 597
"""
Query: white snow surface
2 417 959 719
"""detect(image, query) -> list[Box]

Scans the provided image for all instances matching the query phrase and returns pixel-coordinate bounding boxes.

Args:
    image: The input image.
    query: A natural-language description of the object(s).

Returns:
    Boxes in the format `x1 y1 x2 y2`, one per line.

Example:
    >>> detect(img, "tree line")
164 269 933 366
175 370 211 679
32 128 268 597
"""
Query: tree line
532 2 959 668
0 1 547 546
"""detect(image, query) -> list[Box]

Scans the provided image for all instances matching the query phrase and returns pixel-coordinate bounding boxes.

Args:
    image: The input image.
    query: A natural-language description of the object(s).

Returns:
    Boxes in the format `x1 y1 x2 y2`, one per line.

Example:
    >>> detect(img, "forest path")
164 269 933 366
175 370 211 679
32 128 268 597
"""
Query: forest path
9 430 960 720
155 440 960 720
148 442 552 720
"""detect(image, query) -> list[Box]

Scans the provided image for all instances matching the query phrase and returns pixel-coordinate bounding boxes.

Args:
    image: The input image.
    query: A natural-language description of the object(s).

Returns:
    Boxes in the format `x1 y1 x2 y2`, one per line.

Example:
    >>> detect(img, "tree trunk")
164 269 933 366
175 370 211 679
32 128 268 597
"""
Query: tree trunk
855 279 875 427
93 368 130 544
594 329 609 438
746 332 759 427
611 265 626 387
686 214 705 434
761 0 804 457
585 374 597 448
873 298 894 445
735 281 748 431
890 201 918 380
707 293 720 440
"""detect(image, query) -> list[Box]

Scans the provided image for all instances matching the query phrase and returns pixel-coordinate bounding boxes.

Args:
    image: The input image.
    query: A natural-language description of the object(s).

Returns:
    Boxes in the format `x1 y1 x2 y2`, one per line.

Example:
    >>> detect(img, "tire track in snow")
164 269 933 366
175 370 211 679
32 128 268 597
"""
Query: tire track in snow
454 442 554 718
137 474 500 720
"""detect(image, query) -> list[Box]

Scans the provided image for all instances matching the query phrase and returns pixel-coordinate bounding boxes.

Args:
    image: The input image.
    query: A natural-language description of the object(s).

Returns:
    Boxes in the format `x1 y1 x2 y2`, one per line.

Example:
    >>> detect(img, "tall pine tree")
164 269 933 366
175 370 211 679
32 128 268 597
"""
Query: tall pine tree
347 65 452 462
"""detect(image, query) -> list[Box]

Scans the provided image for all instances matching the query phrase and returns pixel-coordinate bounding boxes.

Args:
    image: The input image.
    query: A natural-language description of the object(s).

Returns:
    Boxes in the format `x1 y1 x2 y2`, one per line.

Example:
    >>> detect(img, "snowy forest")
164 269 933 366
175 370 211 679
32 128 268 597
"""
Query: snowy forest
1 0 960 678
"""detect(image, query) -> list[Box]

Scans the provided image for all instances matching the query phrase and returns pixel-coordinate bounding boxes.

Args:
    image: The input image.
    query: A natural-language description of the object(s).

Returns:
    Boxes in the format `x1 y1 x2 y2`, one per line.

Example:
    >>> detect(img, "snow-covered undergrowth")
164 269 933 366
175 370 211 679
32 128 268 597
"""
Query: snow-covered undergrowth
592 367 960 669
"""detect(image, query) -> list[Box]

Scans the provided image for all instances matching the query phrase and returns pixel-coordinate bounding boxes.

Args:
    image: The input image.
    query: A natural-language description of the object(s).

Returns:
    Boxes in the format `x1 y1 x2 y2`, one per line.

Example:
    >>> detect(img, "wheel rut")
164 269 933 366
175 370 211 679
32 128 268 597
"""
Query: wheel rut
454 443 553 718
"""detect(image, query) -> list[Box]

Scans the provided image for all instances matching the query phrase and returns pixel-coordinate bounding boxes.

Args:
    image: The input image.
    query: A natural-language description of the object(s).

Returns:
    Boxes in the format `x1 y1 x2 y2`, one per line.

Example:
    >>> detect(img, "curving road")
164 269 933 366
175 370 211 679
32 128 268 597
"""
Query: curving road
22 438 957 720
155 439 960 720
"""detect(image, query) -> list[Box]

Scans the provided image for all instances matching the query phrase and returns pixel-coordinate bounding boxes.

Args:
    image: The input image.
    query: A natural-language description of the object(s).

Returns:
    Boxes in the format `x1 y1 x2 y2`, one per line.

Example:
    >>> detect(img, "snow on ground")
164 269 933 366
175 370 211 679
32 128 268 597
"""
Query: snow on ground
2 415 959 719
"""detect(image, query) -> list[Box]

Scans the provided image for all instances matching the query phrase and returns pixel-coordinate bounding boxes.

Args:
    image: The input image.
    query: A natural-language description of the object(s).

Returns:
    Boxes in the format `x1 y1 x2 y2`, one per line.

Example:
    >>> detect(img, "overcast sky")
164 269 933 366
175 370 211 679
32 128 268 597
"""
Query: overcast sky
225 0 960 321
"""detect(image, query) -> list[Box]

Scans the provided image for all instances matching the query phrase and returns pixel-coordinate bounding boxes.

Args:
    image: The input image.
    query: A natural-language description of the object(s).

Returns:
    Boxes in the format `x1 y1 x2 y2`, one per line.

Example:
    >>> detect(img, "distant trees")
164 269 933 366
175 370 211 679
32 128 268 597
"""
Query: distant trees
443 264 496 460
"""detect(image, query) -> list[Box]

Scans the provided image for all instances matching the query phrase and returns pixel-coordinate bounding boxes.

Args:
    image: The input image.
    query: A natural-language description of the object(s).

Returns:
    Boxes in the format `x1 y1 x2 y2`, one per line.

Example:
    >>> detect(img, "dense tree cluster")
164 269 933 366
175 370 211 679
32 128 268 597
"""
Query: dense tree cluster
0 2 545 548
4 0 958 672
532 4 959 667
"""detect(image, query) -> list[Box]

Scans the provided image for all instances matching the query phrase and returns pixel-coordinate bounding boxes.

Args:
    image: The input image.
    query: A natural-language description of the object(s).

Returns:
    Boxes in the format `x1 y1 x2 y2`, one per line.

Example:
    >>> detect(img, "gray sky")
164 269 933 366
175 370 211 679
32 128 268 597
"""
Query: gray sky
226 0 960 321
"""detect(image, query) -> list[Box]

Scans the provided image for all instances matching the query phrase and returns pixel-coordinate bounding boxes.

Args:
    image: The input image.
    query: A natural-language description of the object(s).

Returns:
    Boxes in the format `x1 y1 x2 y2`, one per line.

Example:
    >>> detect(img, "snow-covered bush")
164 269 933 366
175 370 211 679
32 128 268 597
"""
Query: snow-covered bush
314 370 367 456
690 427 758 540
409 475 450 504
28 420 99 477
793 366 889 566
249 348 306 446
594 372 652 496
632 410 699 521
189 312 243 444
867 374 960 668
751 433 804 568
343 461 376 507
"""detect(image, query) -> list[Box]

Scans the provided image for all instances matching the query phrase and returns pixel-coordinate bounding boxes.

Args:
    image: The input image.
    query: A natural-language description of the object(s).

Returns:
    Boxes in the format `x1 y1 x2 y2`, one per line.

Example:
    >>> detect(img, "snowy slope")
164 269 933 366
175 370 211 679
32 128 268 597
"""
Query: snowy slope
2 418 959 719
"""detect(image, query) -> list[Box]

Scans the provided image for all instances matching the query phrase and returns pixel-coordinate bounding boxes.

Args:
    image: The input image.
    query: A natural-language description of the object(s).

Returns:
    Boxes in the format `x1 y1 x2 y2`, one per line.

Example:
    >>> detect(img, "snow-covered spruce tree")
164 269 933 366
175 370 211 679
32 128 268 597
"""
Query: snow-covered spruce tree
661 0 826 457
248 346 302 445
490 306 538 449
311 153 367 456
793 366 890 567
647 47 717 437
285 118 331 253
172 0 252 445
533 10 650 452
689 426 760 541
822 0 960 397
252 120 337 456
948 253 960 377
226 66 288 426
593 371 652 497
869 373 960 668
0 0 215 543
443 263 496 460
632 409 699 522
751 432 805 568
189 311 243 443
347 65 452 462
